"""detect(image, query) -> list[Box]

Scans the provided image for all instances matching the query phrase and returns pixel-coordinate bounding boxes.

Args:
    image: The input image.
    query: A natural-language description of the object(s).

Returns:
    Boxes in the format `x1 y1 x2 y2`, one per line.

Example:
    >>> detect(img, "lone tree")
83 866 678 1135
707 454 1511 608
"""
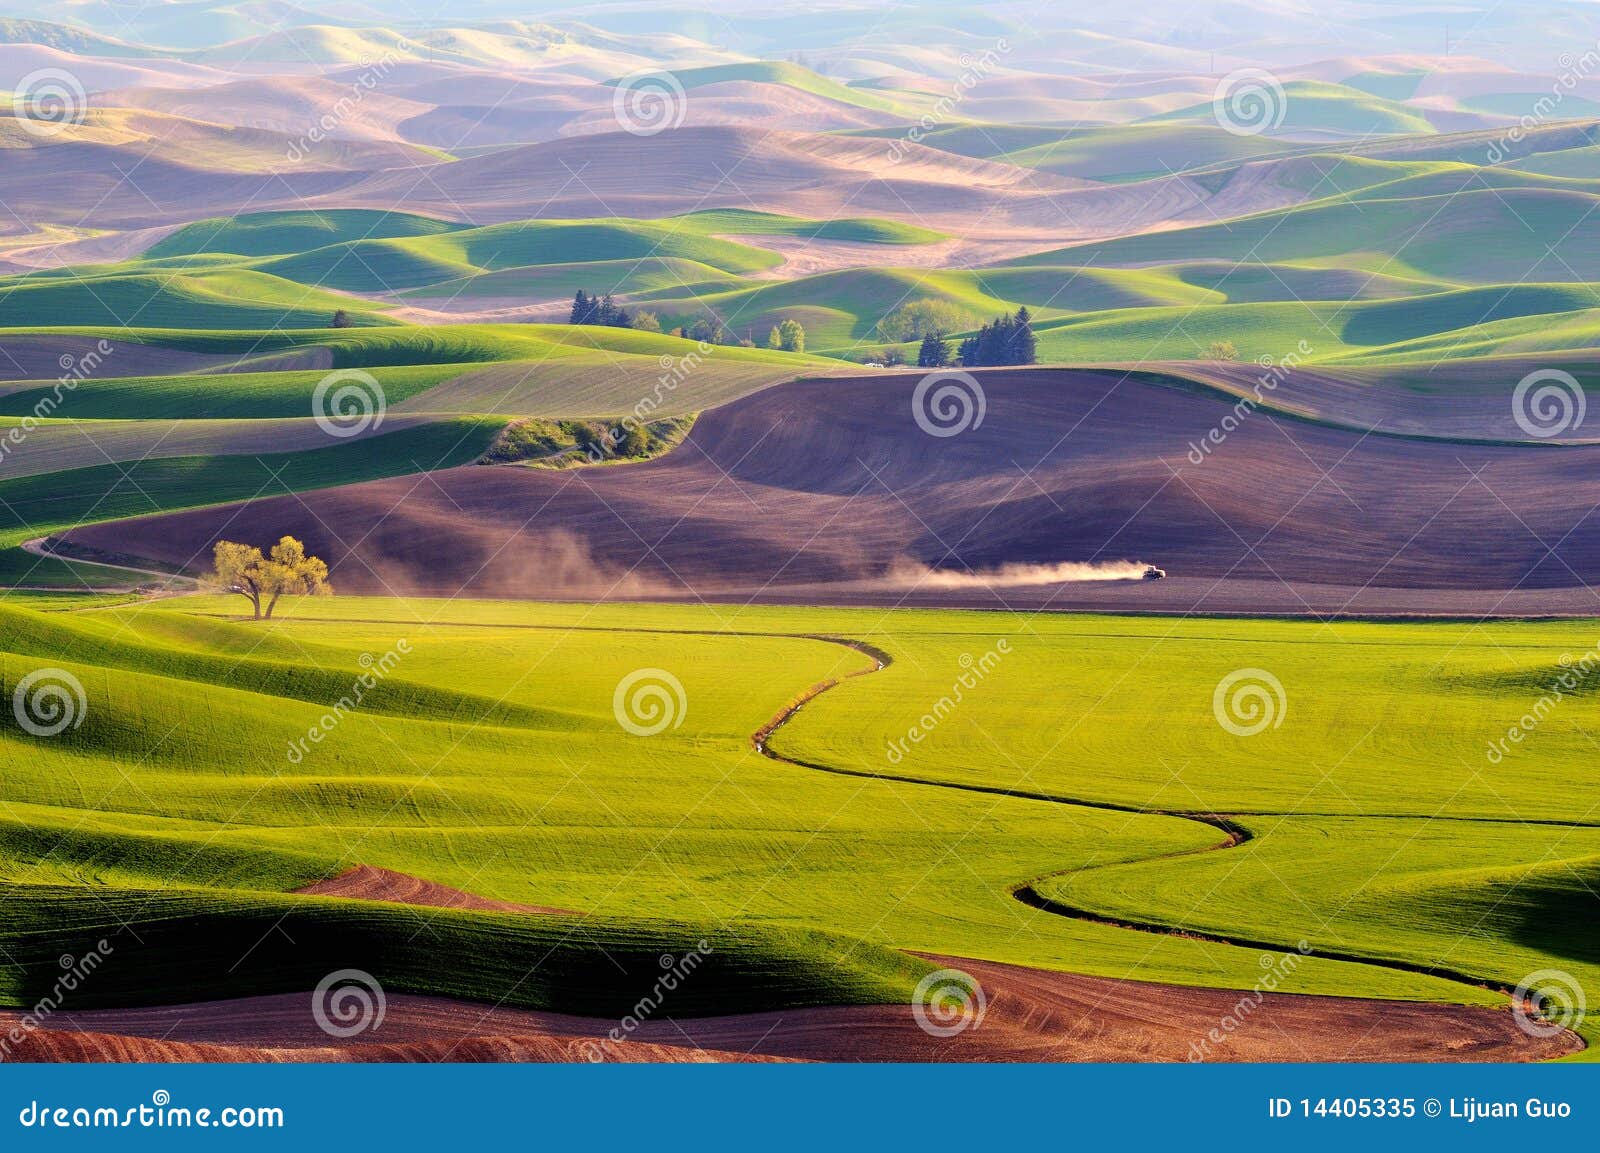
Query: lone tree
207 536 332 619
329 309 355 329
917 330 951 367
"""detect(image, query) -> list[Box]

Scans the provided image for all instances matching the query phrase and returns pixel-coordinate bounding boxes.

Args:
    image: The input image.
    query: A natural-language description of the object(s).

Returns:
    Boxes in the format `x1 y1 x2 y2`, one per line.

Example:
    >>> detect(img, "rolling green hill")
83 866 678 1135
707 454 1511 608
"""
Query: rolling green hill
0 268 398 330
148 210 469 259
129 210 946 302
1150 80 1436 137
615 60 912 115
1000 123 1295 181
1001 187 1600 282
0 418 504 585
0 599 1594 1057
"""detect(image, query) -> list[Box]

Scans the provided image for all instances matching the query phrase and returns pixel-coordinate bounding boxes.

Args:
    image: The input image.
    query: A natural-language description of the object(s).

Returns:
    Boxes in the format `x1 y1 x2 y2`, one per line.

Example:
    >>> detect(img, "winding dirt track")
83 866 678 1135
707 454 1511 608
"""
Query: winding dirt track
4 633 1582 1063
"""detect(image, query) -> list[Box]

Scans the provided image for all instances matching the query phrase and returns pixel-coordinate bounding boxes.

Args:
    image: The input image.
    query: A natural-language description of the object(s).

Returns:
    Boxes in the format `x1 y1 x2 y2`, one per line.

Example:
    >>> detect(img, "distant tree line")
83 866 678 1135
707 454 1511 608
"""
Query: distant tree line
910 306 1038 368
564 296 811 357
956 307 1037 367
570 290 632 328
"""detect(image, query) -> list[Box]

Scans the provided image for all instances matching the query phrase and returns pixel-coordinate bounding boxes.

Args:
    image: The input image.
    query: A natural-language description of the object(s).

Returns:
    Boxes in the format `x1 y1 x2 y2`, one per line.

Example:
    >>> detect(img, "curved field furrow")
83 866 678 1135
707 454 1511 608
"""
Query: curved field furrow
754 629 1589 1050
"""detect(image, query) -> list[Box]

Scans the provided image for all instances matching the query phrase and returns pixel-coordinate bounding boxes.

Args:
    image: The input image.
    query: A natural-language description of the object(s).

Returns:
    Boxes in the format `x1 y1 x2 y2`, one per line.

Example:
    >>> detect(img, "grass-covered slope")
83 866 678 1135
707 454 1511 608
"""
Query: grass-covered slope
1150 80 1436 137
614 60 911 115
0 416 502 554
1002 187 1600 282
0 598 1593 1054
147 210 469 259
0 268 399 330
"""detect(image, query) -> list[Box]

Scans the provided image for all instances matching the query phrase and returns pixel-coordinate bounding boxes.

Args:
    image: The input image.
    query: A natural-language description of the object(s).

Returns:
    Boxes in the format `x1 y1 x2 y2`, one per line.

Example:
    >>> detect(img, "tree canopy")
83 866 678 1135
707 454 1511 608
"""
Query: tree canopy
206 536 332 619
569 290 633 328
767 318 805 353
957 306 1037 367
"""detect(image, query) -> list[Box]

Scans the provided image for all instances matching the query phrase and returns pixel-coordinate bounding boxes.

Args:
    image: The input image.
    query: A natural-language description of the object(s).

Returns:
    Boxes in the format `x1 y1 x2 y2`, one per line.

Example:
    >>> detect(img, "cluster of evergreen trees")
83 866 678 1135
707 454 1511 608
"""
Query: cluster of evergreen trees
912 306 1038 368
955 307 1036 367
569 290 633 328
